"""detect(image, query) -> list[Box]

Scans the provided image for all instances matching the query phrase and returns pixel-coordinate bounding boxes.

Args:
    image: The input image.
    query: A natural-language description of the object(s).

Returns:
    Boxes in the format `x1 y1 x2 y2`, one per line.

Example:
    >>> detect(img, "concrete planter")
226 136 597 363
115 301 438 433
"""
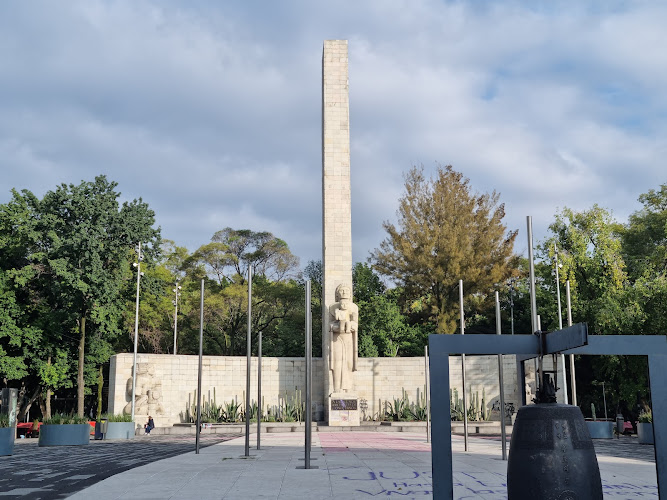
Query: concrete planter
0 427 14 456
637 422 654 445
104 422 136 440
38 424 90 447
586 421 613 439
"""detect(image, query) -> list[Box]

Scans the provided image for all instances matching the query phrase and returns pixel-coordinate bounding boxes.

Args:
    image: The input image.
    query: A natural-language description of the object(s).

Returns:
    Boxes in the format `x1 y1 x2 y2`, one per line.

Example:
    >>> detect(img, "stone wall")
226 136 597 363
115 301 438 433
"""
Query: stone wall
108 353 530 426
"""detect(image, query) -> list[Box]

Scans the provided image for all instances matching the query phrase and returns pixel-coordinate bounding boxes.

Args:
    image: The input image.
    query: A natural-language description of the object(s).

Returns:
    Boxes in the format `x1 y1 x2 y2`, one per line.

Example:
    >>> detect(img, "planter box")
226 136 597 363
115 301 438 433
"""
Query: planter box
104 422 136 440
0 427 14 456
586 421 613 439
39 424 90 447
637 422 654 445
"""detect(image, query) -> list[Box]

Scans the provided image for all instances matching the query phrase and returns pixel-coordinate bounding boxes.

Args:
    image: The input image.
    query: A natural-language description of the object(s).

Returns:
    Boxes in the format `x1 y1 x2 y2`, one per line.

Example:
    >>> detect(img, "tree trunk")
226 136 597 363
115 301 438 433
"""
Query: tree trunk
46 388 51 420
97 365 104 420
77 314 86 418
16 385 41 423
45 356 52 420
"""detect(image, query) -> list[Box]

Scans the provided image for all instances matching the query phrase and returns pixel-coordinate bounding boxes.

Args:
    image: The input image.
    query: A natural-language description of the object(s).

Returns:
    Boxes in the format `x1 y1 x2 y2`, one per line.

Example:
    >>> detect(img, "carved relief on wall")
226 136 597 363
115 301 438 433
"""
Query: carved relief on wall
123 363 164 416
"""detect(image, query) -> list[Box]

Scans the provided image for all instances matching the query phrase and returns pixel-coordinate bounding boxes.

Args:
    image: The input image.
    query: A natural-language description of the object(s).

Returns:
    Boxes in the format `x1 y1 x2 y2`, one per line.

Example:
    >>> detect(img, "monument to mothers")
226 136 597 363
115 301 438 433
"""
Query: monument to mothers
322 40 360 426
107 40 524 430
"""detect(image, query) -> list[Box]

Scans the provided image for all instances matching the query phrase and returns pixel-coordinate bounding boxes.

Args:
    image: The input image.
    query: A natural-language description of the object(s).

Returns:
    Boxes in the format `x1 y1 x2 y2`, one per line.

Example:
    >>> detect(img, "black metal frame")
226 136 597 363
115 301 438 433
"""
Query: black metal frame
429 331 667 499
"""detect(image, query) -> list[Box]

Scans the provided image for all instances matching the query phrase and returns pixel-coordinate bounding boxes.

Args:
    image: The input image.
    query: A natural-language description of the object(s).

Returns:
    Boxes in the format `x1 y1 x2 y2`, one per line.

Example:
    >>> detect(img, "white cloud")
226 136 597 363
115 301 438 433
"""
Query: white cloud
0 0 665 268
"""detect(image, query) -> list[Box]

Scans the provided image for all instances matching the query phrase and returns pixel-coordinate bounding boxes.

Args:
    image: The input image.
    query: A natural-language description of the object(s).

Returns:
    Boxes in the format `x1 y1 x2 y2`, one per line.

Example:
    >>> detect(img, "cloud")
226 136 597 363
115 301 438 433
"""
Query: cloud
0 0 665 269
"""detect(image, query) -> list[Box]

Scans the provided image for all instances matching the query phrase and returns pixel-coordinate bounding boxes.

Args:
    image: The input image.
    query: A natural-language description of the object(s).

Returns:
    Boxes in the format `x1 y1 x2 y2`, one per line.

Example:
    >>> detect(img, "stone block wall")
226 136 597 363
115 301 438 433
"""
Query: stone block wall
108 353 531 426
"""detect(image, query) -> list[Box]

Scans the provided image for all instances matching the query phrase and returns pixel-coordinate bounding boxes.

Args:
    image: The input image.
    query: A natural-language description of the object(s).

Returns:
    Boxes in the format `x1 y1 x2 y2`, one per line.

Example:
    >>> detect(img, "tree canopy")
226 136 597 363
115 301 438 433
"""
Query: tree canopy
372 165 518 333
0 176 160 417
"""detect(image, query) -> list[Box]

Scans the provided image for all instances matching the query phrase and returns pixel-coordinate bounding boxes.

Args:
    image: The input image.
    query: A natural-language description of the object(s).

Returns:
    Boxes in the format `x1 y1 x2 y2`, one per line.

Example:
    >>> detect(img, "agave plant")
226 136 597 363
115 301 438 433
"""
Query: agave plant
280 391 304 422
222 400 243 423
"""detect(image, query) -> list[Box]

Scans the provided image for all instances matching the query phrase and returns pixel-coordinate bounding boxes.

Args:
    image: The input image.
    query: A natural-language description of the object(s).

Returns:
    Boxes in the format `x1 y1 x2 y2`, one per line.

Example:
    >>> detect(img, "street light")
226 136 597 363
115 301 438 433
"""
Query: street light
130 243 144 422
554 244 569 404
508 278 517 335
173 282 182 355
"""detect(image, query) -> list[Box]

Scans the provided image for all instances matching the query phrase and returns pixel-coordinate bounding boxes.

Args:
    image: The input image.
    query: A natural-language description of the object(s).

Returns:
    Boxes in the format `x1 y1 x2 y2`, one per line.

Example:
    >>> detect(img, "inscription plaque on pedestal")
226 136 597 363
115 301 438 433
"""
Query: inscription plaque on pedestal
328 395 360 426
331 399 357 411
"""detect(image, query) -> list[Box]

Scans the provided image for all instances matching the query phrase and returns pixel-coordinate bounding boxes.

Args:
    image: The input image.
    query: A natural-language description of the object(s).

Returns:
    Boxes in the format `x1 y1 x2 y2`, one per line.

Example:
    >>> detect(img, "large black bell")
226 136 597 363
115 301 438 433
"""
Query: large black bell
507 399 603 499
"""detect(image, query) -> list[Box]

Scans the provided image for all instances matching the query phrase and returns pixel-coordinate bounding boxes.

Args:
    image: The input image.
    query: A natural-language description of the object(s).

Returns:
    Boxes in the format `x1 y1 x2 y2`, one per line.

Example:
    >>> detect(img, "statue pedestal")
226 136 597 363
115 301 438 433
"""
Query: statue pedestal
328 393 360 426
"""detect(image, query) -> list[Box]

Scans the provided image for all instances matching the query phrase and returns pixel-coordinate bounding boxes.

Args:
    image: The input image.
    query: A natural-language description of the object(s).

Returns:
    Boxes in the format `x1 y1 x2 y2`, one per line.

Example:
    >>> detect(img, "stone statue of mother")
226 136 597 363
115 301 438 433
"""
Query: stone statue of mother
329 283 358 394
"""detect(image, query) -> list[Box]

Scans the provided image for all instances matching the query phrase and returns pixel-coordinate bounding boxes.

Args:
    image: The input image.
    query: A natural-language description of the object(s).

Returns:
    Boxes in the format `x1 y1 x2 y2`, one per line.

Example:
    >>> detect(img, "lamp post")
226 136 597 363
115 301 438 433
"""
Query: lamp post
130 243 144 422
172 282 182 355
554 244 569 404
508 278 516 335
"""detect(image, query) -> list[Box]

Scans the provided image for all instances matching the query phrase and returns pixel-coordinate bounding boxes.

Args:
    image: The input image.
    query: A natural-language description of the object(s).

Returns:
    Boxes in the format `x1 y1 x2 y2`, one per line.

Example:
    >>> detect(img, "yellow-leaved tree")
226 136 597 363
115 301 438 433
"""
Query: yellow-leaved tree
372 165 518 333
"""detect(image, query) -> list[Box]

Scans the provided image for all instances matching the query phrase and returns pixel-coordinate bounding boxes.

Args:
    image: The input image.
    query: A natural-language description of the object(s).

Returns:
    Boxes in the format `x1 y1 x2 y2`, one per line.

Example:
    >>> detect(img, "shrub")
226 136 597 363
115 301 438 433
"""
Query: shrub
639 409 652 423
102 413 133 423
0 414 9 428
43 414 89 425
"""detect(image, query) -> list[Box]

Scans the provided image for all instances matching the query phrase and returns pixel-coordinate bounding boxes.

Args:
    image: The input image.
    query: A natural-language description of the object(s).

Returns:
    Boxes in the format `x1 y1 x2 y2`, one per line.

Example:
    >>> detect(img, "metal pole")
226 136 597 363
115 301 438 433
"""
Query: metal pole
459 280 469 451
509 280 515 335
537 314 543 388
555 245 563 330
173 283 180 355
496 292 507 460
257 331 262 450
554 245 568 404
196 279 204 454
566 281 578 406
131 243 141 422
305 280 312 468
602 381 608 421
425 345 430 444
245 265 252 457
527 216 540 392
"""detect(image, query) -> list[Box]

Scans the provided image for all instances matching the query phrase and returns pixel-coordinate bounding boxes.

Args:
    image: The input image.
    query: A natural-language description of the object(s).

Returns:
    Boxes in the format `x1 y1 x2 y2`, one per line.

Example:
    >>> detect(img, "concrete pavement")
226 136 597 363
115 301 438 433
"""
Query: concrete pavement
66 431 658 500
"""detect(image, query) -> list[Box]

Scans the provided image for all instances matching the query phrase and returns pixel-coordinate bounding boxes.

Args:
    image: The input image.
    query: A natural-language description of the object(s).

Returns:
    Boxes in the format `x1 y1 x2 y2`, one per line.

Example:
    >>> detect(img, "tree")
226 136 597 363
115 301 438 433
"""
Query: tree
623 183 667 278
352 263 385 304
184 229 302 356
540 205 650 423
372 165 518 333
199 228 299 283
541 205 627 335
4 176 160 417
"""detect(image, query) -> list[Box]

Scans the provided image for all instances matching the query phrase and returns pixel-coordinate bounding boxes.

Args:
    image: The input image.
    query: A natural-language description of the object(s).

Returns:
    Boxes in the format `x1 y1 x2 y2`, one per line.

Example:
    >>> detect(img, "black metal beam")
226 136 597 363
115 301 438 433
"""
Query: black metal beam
545 323 587 354
429 347 452 499
429 333 667 499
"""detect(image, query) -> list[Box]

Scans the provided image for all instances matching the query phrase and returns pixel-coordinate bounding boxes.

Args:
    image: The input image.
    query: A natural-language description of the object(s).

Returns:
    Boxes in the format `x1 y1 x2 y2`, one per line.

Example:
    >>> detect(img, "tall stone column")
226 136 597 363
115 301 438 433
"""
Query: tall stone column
322 40 353 412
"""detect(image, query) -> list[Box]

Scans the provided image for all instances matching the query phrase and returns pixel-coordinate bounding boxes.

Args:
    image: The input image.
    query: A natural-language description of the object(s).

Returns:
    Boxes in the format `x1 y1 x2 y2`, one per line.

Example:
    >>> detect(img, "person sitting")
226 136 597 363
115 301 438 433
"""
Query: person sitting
144 416 155 435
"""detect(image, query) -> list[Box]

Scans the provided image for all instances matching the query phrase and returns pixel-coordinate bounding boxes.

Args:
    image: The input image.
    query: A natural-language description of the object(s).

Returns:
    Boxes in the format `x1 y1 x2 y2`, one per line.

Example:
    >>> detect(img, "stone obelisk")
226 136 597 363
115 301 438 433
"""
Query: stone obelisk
322 40 358 425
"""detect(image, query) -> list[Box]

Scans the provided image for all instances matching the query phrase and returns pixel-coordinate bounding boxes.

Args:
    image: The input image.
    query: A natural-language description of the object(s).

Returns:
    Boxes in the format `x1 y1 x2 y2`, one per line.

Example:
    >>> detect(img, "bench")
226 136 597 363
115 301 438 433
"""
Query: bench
16 422 41 438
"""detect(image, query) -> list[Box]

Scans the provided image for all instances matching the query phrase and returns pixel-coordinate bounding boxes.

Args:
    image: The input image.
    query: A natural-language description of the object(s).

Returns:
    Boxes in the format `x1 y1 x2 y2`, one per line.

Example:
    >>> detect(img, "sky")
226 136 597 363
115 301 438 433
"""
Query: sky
1 1 666 269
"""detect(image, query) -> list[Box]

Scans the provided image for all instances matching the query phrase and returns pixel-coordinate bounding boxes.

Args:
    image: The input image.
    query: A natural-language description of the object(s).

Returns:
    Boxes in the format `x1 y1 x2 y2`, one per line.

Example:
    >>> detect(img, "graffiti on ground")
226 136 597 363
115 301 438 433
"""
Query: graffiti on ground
340 470 658 499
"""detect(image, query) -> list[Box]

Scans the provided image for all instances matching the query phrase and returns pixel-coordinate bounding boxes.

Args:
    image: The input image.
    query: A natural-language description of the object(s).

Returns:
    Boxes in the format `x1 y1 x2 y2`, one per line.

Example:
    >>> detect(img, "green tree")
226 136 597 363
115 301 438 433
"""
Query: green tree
183 229 302 356
352 263 385 303
372 165 518 333
540 205 650 422
541 205 627 335
304 260 323 356
623 183 667 278
6 176 160 416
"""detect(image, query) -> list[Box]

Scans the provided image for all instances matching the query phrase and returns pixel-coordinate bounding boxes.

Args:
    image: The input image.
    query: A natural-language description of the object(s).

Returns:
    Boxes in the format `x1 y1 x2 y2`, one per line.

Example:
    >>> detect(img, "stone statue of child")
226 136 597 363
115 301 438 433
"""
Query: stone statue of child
329 283 359 394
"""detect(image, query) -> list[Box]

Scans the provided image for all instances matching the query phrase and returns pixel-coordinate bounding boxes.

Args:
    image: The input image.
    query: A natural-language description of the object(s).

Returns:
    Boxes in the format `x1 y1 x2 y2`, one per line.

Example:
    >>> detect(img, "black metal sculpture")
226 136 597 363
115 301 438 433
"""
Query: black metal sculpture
428 325 667 499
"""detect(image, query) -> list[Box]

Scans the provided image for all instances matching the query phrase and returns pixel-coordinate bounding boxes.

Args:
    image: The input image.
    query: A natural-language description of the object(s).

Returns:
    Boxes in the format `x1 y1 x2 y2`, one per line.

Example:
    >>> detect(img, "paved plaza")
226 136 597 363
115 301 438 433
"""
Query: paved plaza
0 430 657 499
0 434 240 499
